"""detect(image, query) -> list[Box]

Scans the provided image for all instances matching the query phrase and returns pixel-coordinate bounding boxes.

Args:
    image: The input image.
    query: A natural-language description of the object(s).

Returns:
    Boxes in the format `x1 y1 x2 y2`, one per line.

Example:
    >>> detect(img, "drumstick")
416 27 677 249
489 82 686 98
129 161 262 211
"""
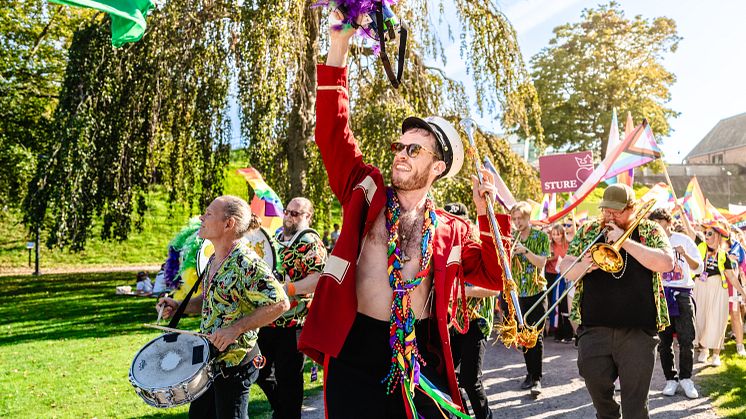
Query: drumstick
155 305 164 324
143 323 209 338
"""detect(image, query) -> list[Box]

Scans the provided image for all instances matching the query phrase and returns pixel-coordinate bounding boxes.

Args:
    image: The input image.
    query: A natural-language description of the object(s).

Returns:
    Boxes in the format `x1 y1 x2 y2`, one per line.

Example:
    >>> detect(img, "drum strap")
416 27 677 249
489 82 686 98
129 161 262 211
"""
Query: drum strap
166 270 205 331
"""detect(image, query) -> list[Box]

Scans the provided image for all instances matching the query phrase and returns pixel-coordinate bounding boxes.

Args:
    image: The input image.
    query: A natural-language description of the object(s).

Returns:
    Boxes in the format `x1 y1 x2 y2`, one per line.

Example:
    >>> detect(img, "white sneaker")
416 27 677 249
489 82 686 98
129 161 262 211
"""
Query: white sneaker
614 378 620 392
680 379 699 399
662 380 678 396
711 354 722 367
736 344 746 357
697 350 709 363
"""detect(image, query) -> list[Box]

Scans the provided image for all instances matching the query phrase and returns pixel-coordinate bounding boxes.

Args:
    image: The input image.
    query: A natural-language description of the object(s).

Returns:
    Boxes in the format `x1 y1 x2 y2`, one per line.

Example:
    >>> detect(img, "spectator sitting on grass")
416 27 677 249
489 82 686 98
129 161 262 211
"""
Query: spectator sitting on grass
135 271 153 296
151 264 170 297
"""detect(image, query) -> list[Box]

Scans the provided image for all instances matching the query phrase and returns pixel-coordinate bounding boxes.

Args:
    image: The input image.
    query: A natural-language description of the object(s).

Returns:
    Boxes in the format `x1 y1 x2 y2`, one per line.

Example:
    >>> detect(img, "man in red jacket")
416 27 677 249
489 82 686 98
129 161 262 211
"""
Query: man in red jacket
298 14 511 419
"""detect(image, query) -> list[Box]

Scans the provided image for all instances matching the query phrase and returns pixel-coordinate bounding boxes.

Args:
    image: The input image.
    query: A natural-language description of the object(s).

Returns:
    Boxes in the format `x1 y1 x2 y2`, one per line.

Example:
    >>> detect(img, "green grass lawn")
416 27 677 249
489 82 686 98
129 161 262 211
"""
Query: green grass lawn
0 272 322 418
697 339 746 418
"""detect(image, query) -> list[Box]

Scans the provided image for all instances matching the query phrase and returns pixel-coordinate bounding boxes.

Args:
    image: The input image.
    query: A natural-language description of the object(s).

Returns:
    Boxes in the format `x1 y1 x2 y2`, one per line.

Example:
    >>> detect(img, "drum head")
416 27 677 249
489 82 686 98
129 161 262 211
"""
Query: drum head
130 334 210 389
196 239 214 277
244 227 277 269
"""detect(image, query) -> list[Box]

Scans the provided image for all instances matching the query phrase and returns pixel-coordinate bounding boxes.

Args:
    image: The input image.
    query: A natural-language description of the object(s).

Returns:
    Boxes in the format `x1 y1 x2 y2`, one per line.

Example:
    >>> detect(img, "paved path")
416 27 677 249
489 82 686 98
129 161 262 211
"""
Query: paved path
302 338 720 418
0 264 161 276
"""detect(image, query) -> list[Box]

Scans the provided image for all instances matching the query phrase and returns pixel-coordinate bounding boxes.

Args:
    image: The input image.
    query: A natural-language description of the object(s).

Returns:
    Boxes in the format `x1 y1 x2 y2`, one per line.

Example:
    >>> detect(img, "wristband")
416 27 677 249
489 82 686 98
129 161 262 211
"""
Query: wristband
286 282 296 297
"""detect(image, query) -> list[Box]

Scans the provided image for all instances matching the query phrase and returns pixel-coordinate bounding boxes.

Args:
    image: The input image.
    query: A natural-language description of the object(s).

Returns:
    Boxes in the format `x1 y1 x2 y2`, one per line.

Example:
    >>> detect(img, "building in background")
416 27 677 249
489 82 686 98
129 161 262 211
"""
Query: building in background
685 112 746 165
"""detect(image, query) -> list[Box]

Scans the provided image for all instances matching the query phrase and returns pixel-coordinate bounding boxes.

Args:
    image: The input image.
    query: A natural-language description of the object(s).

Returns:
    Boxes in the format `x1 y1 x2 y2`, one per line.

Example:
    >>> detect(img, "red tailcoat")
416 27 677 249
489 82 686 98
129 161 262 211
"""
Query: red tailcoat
299 64 512 411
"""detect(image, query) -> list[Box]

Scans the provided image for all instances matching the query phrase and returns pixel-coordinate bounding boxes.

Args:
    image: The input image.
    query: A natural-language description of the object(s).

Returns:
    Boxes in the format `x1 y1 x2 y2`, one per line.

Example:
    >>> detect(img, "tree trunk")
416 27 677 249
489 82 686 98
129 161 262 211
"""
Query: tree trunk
286 4 320 198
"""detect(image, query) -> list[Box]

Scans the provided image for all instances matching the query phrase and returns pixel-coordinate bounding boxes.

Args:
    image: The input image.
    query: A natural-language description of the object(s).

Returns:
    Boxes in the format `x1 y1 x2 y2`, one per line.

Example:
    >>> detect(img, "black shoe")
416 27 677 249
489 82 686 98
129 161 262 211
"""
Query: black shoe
520 375 533 389
530 380 542 397
561 338 573 344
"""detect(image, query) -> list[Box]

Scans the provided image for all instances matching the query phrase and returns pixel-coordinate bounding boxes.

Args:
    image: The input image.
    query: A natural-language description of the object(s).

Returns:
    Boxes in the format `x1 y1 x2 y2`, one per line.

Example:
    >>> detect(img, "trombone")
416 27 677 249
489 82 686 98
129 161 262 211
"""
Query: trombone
460 118 538 349
522 199 656 328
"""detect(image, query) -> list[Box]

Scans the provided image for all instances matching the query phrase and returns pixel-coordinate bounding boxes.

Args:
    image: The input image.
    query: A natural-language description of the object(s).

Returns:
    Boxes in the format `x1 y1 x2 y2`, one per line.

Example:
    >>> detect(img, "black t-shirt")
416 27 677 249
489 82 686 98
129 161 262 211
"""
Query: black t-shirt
580 227 657 332
694 236 733 277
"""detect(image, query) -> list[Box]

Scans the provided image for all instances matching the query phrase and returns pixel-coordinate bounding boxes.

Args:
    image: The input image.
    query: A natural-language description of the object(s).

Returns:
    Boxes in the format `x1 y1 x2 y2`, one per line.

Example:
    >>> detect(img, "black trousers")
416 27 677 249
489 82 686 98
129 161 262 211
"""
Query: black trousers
325 313 457 419
658 292 696 380
255 326 305 419
451 319 493 419
577 326 659 419
189 361 259 419
519 294 545 380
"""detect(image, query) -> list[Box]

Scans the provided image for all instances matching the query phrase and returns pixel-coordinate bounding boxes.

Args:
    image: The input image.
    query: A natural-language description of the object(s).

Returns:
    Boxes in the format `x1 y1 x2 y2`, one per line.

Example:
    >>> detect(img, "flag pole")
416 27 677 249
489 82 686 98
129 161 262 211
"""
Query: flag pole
661 161 679 202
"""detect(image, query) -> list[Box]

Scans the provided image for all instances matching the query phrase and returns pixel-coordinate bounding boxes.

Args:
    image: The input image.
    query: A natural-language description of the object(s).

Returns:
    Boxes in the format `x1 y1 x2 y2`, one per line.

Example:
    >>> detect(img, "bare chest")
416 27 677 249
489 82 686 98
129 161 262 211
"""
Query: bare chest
356 210 434 320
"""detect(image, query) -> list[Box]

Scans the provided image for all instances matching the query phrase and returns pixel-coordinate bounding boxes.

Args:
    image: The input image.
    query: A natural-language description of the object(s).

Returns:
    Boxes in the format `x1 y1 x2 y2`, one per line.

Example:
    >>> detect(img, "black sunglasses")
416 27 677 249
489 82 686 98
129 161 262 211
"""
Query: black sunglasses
283 209 307 217
390 142 438 159
705 230 717 237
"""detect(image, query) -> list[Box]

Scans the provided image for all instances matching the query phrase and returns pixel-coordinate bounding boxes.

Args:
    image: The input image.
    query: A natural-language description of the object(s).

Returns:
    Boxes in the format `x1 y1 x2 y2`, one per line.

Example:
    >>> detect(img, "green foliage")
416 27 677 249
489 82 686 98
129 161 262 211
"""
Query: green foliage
0 2 92 207
530 1 680 155
25 1 234 250
15 0 544 250
0 272 321 418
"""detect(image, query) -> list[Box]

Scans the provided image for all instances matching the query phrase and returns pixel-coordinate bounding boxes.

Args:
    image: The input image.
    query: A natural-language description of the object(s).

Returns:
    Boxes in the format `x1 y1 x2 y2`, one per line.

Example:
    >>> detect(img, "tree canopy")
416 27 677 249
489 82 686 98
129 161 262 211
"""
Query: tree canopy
17 0 544 250
0 2 92 209
530 1 680 156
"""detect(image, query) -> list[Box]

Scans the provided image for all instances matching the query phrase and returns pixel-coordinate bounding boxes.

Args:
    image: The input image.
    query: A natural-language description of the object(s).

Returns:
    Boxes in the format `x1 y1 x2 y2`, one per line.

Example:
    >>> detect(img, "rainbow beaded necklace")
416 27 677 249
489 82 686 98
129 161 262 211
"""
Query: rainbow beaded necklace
383 187 438 400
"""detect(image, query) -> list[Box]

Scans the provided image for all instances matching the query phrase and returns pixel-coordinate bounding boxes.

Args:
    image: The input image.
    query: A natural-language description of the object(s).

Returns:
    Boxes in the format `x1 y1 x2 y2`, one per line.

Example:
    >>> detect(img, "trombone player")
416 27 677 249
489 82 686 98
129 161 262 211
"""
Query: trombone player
559 184 674 419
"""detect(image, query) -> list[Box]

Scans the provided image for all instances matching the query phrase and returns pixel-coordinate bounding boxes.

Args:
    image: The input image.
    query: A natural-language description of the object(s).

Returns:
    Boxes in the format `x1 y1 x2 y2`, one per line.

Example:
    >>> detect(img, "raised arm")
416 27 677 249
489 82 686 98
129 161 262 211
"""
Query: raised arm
315 14 375 203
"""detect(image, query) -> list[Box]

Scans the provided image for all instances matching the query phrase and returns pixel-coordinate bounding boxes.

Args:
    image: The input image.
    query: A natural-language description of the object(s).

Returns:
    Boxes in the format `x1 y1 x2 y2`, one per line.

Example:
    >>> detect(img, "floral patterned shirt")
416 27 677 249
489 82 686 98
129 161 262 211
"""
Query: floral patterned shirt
272 231 328 327
466 294 495 339
512 228 551 297
567 219 671 331
201 239 287 367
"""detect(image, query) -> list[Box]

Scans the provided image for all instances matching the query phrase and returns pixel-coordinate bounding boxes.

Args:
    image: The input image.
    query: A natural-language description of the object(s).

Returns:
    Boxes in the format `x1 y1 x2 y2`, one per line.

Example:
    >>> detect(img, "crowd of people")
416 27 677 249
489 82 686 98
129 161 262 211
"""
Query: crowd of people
145 16 745 419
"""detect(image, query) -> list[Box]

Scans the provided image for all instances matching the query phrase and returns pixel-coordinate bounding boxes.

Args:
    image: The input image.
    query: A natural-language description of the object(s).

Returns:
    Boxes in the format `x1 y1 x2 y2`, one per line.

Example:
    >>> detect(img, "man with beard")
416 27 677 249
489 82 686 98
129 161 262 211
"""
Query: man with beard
297 14 511 418
256 197 327 419
561 184 674 419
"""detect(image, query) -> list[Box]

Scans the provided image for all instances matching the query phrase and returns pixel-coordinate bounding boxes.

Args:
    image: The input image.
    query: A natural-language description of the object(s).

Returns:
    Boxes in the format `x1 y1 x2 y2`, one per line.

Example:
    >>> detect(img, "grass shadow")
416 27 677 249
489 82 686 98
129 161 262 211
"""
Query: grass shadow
0 272 199 345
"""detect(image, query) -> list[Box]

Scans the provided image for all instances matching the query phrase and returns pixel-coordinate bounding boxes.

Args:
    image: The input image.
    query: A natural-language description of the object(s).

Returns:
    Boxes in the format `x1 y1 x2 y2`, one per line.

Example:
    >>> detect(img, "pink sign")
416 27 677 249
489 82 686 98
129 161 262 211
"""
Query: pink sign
539 151 594 193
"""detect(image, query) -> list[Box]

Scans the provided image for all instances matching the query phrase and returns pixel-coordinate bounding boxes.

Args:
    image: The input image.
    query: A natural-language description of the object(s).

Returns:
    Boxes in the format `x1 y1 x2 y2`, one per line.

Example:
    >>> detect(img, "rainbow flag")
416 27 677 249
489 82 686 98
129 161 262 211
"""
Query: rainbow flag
640 182 674 210
531 193 556 221
705 199 727 222
539 121 649 225
682 176 707 222
236 167 284 232
604 122 661 180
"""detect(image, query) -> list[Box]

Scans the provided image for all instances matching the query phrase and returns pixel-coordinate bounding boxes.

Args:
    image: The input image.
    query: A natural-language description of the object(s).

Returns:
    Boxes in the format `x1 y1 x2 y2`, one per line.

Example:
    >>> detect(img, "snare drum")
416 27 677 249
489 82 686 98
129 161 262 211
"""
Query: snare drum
196 228 277 277
129 333 213 408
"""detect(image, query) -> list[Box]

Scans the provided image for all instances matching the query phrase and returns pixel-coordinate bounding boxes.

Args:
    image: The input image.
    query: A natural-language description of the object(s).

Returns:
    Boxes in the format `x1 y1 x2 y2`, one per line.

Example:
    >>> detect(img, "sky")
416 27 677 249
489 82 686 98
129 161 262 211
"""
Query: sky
450 0 746 163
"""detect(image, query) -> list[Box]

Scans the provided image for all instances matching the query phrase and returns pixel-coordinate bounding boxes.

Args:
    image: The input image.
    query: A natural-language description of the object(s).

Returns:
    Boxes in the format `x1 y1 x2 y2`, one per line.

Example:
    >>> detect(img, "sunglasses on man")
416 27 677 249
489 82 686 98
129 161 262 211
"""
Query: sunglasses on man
390 142 439 159
283 209 307 217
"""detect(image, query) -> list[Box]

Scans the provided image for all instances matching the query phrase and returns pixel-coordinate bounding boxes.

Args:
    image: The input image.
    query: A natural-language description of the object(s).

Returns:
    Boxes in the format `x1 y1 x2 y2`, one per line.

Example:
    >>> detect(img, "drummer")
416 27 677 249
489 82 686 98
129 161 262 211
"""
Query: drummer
256 197 328 419
157 195 290 419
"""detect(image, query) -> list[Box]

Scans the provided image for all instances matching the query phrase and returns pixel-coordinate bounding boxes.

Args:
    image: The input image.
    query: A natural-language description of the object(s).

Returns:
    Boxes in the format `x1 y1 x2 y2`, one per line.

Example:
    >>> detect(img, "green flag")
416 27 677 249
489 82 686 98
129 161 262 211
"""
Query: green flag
50 0 155 47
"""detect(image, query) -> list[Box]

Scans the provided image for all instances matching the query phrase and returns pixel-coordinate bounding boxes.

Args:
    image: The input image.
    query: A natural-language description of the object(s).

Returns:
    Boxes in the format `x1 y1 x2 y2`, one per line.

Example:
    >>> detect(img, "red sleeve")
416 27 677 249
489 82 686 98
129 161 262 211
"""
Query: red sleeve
461 213 512 290
315 65 373 204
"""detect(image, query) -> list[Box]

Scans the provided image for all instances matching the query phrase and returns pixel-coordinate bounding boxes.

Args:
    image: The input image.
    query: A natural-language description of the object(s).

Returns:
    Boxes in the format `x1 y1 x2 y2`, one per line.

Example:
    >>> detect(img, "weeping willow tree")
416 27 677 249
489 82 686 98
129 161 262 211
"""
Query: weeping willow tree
25 1 234 249
26 0 542 250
